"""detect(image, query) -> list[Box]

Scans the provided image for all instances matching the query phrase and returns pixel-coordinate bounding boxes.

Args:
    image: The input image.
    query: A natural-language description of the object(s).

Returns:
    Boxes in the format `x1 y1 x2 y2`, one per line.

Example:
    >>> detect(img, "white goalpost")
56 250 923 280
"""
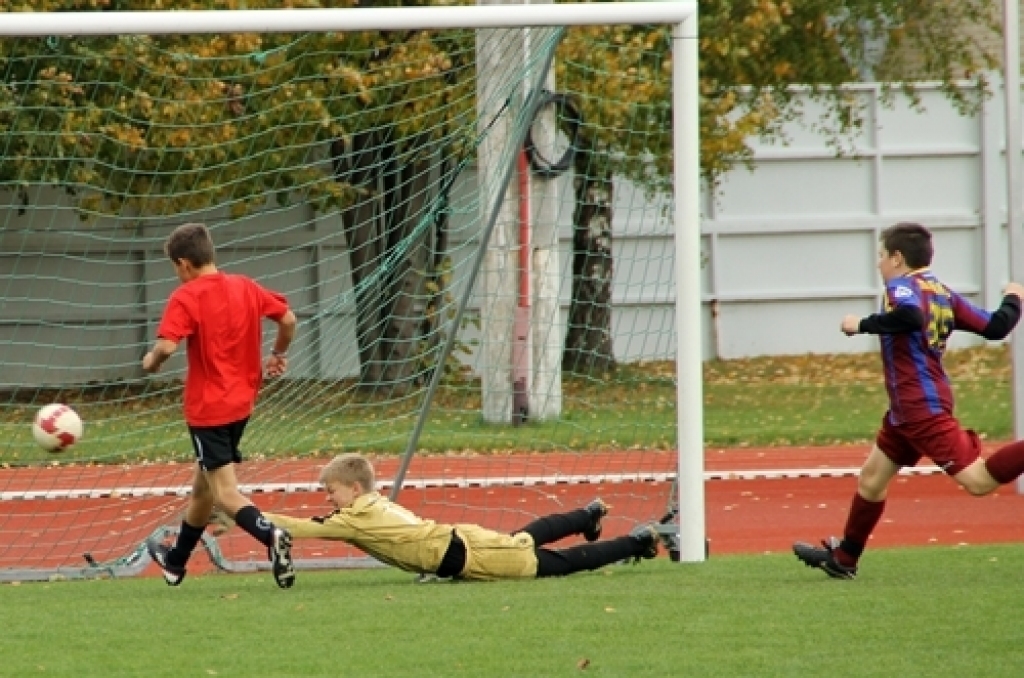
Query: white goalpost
0 0 705 575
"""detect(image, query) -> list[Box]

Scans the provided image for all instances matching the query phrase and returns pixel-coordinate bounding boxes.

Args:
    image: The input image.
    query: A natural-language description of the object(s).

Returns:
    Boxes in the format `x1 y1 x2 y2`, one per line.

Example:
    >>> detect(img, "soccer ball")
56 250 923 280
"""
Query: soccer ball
32 404 84 452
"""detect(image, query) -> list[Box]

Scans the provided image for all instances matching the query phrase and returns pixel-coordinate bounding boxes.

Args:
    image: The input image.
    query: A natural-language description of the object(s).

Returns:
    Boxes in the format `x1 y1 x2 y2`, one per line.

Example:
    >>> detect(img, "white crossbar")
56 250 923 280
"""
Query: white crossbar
0 3 697 37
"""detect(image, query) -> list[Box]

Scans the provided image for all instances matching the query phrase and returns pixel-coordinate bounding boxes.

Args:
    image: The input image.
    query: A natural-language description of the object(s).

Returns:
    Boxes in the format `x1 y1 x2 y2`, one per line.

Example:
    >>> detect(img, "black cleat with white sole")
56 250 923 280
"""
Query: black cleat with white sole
146 539 186 587
269 528 296 589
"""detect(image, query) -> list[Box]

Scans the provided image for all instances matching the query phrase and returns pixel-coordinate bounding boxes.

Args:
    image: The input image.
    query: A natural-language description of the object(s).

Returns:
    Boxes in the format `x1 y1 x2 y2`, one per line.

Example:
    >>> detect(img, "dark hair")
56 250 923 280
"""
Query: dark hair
164 223 215 267
880 222 933 269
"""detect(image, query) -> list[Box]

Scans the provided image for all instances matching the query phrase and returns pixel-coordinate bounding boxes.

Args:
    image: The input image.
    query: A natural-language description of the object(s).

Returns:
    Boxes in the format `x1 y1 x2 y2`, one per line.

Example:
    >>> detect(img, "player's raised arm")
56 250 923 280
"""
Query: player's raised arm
951 285 1023 340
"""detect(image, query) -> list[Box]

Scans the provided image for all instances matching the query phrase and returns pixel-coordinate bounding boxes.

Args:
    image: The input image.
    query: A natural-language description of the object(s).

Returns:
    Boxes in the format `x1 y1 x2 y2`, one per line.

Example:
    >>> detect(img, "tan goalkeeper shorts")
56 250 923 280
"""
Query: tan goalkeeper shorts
455 524 539 580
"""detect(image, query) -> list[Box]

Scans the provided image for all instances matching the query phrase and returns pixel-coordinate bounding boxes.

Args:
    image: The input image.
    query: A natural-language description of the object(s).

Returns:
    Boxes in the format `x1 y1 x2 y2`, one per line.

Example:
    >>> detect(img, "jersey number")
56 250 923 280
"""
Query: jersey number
926 300 954 352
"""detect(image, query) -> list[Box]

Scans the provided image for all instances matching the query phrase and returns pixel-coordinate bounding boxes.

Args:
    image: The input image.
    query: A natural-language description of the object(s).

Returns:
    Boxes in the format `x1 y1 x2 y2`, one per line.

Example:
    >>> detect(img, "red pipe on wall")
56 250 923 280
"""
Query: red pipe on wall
517 150 530 307
512 150 531 425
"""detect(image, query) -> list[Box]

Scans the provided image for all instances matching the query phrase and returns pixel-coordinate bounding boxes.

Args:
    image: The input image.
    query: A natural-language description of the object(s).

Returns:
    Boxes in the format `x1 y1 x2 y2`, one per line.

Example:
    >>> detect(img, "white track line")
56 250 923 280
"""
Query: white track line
0 465 941 501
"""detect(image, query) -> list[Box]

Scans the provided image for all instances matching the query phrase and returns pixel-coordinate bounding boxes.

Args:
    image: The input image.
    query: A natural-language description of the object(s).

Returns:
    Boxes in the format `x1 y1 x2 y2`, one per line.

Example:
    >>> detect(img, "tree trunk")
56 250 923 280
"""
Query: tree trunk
335 132 388 386
334 132 436 393
377 158 432 392
563 165 616 375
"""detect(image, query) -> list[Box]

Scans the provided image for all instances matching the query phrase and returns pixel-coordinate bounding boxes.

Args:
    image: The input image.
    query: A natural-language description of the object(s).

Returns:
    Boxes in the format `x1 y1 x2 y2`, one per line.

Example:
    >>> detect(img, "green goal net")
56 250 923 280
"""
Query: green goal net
0 6 694 580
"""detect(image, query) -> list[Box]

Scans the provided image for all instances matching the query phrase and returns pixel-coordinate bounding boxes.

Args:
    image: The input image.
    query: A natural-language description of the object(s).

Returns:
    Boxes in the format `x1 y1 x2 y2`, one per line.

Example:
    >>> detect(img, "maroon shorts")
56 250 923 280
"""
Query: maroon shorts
875 413 982 476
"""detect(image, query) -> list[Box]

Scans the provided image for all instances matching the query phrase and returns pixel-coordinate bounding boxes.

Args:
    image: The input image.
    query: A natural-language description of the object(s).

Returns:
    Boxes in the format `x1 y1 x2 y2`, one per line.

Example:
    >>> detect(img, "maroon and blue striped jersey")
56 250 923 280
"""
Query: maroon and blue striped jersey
864 269 1019 425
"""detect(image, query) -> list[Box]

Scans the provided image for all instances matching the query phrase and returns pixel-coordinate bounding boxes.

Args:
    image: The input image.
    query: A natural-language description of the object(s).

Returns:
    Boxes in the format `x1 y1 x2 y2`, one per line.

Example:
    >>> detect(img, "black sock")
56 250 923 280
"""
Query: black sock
517 509 591 547
234 505 275 548
535 537 637 578
167 520 205 569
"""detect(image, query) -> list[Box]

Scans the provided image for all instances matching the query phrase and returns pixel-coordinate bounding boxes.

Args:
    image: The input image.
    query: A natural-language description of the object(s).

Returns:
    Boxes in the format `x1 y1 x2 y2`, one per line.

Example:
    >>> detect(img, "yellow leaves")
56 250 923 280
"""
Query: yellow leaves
167 129 191 147
3 21 446 220
100 124 147 150
135 91 154 117
773 62 794 79
231 33 263 54
329 64 368 92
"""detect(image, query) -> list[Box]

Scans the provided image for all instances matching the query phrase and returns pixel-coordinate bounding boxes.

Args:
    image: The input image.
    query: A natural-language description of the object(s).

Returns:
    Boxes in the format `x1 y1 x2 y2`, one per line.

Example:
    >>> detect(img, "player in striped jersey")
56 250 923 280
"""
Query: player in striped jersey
794 222 1024 579
260 453 666 582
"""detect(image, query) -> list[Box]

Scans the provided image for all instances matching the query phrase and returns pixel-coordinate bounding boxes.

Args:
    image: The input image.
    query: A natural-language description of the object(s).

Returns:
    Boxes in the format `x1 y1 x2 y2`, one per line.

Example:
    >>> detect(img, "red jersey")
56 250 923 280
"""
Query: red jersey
156 272 289 427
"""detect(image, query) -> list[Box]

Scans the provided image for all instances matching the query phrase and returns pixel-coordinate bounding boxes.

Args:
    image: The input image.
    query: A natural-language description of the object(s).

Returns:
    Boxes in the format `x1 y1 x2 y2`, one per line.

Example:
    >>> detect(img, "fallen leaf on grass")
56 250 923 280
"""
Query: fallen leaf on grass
577 658 591 670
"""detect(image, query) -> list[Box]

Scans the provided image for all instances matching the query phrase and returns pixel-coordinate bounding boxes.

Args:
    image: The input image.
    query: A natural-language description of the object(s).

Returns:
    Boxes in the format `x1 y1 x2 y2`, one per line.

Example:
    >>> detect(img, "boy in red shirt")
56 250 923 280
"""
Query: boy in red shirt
142 223 298 589
794 222 1024 579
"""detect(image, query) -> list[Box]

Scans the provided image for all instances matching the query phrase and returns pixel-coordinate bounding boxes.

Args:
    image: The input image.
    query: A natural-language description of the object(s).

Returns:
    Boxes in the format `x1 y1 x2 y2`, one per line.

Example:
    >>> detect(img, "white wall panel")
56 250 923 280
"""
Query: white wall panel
714 159 875 218
876 90 979 147
716 299 880 357
881 156 980 214
714 231 878 296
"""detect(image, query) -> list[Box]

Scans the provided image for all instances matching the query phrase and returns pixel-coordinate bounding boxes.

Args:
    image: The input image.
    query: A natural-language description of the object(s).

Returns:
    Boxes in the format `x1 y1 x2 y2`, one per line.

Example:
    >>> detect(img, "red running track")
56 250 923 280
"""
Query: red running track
1 445 1022 575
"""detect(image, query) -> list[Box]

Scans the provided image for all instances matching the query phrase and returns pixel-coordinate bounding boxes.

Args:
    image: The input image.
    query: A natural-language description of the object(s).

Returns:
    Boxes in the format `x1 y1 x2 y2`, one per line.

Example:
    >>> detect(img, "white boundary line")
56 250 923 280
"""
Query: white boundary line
0 466 941 501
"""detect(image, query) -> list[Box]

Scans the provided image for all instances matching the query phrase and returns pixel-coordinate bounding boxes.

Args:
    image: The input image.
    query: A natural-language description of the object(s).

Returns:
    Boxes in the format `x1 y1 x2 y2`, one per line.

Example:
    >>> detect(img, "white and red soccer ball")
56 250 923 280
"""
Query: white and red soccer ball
32 404 84 452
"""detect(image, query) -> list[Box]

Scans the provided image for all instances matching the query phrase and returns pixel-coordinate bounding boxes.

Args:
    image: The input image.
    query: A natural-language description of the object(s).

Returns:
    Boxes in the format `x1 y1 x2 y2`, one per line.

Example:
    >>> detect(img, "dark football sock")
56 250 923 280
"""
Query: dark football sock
167 520 205 569
516 509 592 547
233 505 275 548
984 440 1024 484
837 494 886 567
535 537 636 578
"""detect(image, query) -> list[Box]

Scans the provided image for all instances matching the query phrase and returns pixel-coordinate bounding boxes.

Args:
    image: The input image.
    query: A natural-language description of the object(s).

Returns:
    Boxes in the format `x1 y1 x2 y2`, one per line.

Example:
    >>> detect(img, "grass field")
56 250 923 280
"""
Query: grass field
3 347 1023 675
3 546 1024 677
0 345 1014 464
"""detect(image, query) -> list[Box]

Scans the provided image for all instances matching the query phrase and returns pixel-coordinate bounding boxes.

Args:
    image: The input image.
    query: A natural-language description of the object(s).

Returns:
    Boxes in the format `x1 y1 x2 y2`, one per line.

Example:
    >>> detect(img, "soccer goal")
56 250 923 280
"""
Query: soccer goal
0 1 702 581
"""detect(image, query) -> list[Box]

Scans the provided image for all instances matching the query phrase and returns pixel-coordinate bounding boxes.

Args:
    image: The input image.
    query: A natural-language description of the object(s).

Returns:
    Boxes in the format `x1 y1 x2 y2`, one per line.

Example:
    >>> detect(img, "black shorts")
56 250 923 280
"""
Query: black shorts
187 418 249 471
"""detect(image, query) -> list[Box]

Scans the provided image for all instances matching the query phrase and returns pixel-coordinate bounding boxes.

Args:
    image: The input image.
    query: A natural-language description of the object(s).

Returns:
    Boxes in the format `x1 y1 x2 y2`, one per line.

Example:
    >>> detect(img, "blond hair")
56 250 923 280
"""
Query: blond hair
319 453 376 491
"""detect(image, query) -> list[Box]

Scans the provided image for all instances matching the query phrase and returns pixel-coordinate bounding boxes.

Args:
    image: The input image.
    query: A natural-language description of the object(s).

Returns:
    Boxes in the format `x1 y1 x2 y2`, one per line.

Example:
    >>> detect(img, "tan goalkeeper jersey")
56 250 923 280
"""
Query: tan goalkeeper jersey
265 492 538 580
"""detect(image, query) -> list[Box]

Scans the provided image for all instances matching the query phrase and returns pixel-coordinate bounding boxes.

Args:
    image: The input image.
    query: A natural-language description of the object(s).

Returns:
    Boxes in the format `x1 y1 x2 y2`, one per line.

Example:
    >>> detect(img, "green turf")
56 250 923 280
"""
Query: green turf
0 346 1014 464
2 545 1023 677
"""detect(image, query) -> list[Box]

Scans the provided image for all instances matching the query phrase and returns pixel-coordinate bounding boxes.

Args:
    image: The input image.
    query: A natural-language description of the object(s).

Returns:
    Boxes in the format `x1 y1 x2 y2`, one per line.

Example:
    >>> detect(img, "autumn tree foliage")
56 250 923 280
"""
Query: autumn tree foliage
0 0 473 218
555 0 1000 375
